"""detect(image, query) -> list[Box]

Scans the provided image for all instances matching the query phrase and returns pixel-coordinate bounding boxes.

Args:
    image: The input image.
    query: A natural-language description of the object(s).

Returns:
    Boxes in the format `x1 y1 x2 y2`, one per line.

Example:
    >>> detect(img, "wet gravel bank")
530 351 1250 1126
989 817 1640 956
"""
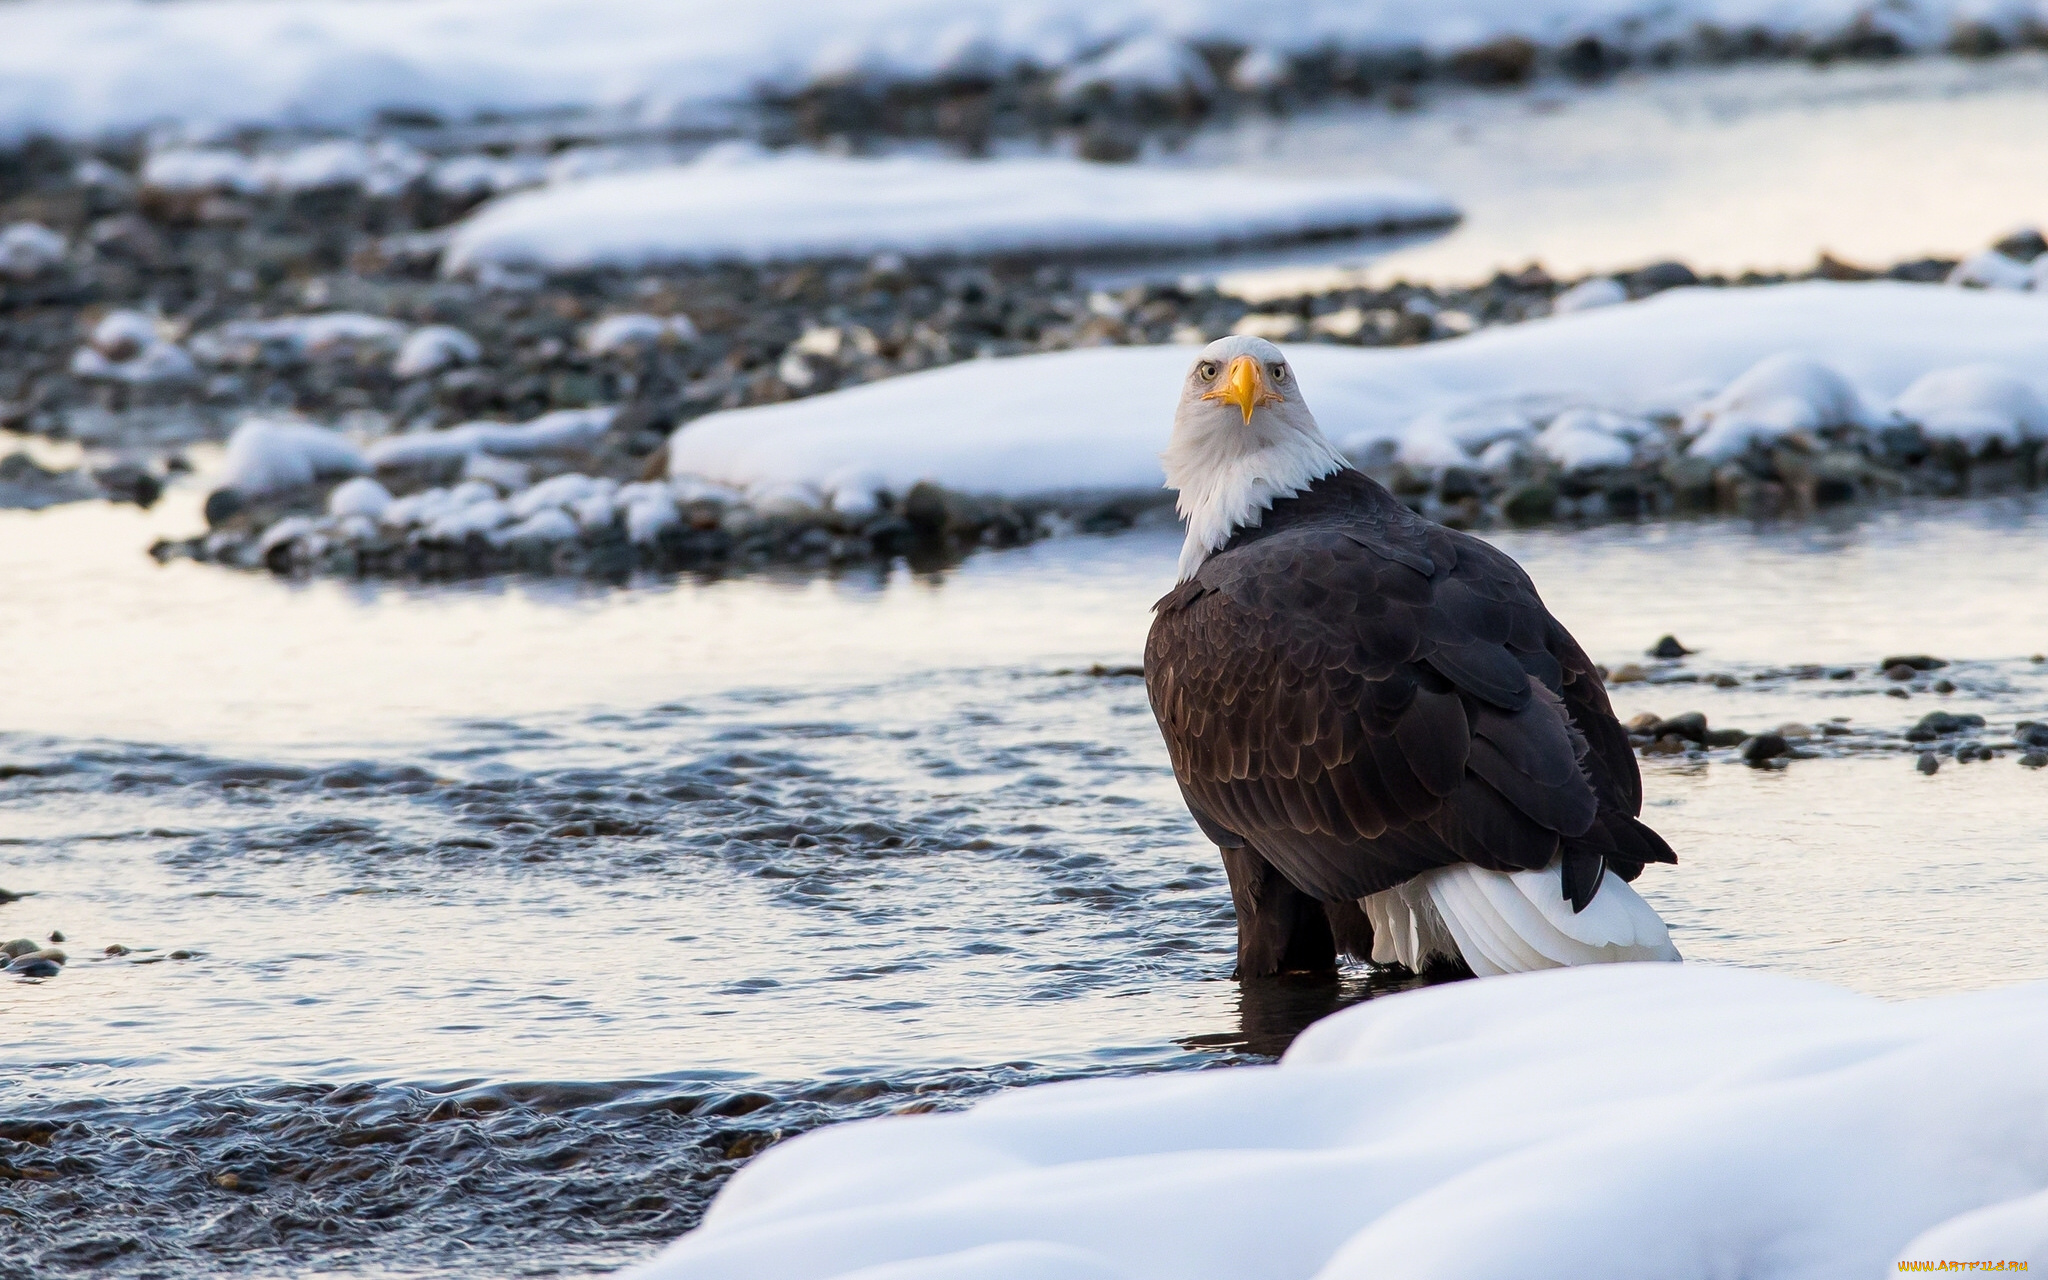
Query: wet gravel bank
12 129 2048 583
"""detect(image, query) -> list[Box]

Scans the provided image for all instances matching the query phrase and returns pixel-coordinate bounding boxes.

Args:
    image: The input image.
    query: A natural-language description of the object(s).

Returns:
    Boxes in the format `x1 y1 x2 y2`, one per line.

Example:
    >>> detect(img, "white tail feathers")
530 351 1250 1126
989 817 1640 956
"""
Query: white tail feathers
1363 862 1680 976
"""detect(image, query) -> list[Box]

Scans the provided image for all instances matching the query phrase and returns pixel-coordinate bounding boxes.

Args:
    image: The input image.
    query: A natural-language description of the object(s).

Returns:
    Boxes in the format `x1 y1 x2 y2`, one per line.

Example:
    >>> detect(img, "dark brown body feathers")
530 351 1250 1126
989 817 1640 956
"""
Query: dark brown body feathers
1144 468 1675 978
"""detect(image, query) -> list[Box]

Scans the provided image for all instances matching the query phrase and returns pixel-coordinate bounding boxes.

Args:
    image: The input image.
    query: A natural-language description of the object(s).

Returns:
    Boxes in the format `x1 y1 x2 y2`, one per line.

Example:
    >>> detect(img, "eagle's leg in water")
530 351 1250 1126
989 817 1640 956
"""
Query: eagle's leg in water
1219 847 1375 978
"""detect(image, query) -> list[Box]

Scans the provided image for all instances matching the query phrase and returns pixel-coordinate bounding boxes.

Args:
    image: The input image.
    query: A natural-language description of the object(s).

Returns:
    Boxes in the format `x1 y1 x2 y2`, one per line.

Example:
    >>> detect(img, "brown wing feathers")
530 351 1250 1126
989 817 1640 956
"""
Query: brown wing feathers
1145 473 1674 917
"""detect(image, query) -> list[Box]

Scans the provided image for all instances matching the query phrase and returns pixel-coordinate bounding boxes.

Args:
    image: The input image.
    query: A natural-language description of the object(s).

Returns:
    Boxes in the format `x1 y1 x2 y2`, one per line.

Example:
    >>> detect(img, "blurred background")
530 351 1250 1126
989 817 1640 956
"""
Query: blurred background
4 3 2048 1278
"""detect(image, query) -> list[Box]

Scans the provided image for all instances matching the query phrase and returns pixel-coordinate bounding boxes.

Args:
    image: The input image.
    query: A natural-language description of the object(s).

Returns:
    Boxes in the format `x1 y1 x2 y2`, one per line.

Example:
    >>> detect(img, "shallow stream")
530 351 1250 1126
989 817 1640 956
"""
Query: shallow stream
7 488 2048 1277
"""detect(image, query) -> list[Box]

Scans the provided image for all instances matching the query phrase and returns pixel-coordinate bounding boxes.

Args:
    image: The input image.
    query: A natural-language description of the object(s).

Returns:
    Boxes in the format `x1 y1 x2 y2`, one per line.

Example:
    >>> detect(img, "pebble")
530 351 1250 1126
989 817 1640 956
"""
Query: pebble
1742 733 1791 765
1649 711 1709 745
2 937 40 958
49 929 64 942
2017 723 2048 749
1887 688 1911 699
105 943 131 956
0 886 17 903
1880 655 1948 672
2021 752 2048 769
1703 728 1749 747
1904 711 1986 742
1883 663 1918 681
7 956 60 978
1607 664 1648 684
1648 635 1693 659
1917 752 1941 775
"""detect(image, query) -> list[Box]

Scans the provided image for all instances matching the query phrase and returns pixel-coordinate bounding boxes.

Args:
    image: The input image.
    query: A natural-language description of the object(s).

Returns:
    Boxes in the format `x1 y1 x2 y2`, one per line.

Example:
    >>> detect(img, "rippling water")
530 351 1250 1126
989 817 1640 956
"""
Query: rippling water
7 488 2048 1277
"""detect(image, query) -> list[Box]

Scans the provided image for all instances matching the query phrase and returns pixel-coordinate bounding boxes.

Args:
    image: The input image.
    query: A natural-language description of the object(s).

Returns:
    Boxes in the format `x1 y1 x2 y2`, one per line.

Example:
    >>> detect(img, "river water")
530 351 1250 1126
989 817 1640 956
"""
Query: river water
7 485 2048 1278
1177 52 2048 293
11 51 2048 1280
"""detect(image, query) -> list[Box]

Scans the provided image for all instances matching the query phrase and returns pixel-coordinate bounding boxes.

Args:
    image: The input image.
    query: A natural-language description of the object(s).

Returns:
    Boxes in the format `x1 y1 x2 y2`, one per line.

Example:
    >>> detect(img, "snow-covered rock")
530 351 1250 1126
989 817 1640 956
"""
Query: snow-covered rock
1679 354 1871 461
1535 407 1636 471
1549 276 1627 314
443 149 1456 272
191 313 409 365
1055 35 1216 100
1229 46 1291 92
0 222 66 279
584 313 699 357
216 419 368 496
326 476 395 519
621 963 2048 1280
365 408 616 468
428 152 552 200
144 139 429 197
70 310 199 384
393 325 482 379
1892 364 2048 452
617 480 681 543
140 148 262 194
664 282 2048 502
1947 247 2036 291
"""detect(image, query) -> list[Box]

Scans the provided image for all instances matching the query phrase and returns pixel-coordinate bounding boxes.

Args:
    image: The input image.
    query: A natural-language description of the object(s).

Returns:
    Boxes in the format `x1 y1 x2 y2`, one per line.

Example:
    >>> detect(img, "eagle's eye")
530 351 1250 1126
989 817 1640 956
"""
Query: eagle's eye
1269 363 1288 382
1196 360 1220 380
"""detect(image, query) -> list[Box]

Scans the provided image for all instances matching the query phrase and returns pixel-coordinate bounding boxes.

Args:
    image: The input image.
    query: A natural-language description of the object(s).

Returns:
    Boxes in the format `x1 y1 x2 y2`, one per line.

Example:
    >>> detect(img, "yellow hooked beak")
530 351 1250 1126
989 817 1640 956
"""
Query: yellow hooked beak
1200 354 1283 425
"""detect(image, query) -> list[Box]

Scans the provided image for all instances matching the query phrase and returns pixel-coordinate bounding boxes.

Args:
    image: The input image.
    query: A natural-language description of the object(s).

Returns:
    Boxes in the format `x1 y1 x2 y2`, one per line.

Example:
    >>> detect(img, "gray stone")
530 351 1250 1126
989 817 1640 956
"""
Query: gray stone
1742 733 1790 765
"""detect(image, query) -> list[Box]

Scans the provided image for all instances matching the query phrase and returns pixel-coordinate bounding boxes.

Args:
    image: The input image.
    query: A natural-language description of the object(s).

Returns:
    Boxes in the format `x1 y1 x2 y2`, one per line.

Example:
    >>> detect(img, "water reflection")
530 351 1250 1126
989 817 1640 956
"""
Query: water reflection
1183 54 2048 289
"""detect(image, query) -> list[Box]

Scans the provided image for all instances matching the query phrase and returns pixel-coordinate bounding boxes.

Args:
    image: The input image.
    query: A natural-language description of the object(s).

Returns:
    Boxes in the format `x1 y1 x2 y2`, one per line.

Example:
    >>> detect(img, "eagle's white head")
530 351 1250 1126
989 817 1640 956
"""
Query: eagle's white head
1161 335 1349 581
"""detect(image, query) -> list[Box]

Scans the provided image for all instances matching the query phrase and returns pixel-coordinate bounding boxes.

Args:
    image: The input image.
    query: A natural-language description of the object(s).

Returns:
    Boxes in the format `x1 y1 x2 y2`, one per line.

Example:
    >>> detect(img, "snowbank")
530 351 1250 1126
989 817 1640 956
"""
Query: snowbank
216 419 368 496
442 149 1456 272
142 140 428 196
665 281 2048 507
364 408 616 467
0 0 2030 141
624 963 2048 1280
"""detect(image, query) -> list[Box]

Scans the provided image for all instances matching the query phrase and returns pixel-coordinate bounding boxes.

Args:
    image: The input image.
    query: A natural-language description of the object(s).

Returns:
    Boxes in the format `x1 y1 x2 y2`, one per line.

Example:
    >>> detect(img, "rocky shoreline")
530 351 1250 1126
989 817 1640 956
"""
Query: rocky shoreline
9 127 2048 582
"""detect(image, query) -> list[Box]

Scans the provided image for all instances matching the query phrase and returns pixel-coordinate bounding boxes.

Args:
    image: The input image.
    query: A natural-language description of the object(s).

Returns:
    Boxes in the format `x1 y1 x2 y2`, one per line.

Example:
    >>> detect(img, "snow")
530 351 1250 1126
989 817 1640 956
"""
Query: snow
216 419 368 495
0 0 2034 141
190 313 409 366
1947 247 2037 291
326 476 394 519
363 408 616 468
1055 34 1216 100
1892 363 2048 452
1230 46 1291 92
69 310 198 384
0 222 66 279
666 281 2048 506
1533 407 1636 471
442 149 1457 272
247 465 724 559
584 313 699 357
1549 275 1626 314
142 140 427 196
393 325 482 379
1678 353 1871 461
623 963 2048 1280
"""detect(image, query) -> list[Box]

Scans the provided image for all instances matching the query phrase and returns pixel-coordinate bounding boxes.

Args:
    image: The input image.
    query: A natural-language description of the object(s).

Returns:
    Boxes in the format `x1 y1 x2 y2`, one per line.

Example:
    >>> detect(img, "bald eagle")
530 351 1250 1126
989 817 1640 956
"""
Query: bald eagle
1145 337 1680 979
